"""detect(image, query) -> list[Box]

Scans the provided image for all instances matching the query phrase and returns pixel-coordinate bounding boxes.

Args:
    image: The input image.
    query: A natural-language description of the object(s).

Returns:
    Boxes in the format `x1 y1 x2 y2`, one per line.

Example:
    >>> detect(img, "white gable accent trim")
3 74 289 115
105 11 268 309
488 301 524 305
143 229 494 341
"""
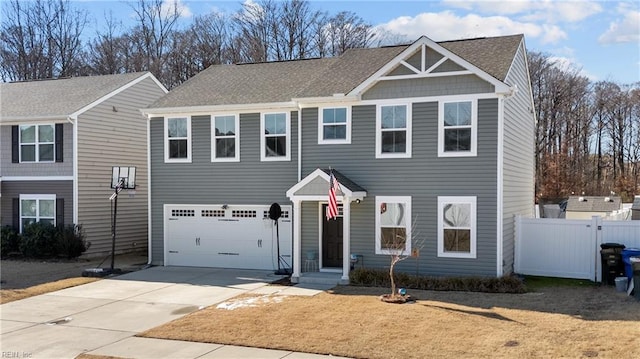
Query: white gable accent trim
348 36 512 96
286 168 366 202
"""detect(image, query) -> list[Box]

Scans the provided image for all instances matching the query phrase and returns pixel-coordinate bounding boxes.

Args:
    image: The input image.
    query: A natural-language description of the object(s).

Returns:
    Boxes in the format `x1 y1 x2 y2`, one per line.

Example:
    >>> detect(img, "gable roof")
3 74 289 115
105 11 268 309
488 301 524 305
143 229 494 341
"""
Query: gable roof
148 34 523 111
566 196 622 212
0 72 161 122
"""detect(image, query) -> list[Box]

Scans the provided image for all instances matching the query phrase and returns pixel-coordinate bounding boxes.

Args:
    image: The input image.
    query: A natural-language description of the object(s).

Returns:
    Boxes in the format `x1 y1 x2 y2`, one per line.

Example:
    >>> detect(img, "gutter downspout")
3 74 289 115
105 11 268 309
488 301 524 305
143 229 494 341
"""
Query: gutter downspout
70 115 78 226
496 85 517 277
297 103 302 182
146 115 152 265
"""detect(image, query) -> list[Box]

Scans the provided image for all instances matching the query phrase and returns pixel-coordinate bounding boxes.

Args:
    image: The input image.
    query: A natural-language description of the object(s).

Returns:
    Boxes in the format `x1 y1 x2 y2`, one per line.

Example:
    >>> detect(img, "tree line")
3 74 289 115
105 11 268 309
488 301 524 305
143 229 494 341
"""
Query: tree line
2 0 638 201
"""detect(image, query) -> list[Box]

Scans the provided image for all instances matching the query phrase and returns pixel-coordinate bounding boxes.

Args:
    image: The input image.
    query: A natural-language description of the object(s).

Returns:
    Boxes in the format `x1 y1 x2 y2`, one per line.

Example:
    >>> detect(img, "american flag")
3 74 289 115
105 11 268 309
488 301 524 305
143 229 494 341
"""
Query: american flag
327 170 341 220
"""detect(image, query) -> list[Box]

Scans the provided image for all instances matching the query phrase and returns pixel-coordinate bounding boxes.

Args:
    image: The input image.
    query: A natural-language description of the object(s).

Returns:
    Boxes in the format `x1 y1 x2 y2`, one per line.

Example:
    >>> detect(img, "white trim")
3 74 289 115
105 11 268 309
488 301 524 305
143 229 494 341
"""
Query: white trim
496 95 505 277
211 114 240 162
19 194 56 232
286 168 366 201
71 116 78 225
375 103 412 159
1 176 73 181
348 36 511 96
144 101 298 118
147 118 153 265
438 99 478 157
70 72 167 119
164 116 192 163
360 93 498 106
18 124 56 163
375 196 412 255
379 70 473 81
260 111 291 162
0 117 68 125
297 107 302 181
437 196 477 259
318 106 352 145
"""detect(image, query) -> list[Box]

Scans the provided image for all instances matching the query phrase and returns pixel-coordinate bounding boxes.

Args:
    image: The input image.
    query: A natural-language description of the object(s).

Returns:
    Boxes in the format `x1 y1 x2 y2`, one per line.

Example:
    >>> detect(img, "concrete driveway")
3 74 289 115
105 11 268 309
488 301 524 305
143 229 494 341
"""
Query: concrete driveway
0 266 338 359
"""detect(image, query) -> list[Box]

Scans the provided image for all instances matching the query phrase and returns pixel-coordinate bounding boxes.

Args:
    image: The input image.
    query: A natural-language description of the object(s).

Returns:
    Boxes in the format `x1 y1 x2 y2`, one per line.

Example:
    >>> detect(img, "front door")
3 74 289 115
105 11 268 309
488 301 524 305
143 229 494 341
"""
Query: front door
322 204 343 268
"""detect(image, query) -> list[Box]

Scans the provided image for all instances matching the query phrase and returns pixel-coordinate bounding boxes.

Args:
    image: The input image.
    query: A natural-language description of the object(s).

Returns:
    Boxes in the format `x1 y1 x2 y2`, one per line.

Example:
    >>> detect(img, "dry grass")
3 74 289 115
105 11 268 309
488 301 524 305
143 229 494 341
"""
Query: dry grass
0 277 99 304
76 355 130 359
141 285 640 359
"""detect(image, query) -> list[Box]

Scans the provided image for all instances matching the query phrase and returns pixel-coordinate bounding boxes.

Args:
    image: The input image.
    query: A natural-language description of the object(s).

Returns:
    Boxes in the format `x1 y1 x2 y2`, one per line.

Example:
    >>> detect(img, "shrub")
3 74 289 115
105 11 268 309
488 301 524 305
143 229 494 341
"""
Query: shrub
19 222 58 258
1 226 21 257
349 268 527 294
55 225 89 259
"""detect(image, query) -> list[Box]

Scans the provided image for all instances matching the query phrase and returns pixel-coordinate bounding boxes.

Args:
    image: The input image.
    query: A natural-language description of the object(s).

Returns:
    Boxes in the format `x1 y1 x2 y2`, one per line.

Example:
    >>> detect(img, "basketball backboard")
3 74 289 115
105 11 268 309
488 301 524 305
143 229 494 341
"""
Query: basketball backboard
111 166 136 190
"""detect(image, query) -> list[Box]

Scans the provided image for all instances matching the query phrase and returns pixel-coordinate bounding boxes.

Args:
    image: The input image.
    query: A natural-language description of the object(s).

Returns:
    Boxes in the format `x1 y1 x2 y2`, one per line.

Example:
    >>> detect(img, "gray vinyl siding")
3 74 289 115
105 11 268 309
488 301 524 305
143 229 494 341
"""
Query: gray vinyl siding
501 41 536 275
299 98 499 277
149 111 299 264
0 123 73 177
0 180 73 228
76 76 165 256
362 75 494 100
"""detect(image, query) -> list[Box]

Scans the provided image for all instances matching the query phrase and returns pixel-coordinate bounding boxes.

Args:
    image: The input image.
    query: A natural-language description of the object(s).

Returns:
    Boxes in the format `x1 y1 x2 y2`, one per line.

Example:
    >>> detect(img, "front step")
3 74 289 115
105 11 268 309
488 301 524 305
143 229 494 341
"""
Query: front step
296 272 347 286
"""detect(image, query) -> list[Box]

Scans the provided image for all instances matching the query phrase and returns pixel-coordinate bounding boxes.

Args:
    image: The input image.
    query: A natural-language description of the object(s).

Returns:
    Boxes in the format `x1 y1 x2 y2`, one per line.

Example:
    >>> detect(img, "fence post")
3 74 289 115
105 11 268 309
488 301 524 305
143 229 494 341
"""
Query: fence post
593 216 602 283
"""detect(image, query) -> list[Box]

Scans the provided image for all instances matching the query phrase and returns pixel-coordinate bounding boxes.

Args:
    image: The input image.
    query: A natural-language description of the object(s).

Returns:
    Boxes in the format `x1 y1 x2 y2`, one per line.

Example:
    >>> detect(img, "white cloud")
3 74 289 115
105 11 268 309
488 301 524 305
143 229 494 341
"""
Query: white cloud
548 55 598 81
375 11 566 44
161 0 192 19
598 4 640 44
443 0 602 23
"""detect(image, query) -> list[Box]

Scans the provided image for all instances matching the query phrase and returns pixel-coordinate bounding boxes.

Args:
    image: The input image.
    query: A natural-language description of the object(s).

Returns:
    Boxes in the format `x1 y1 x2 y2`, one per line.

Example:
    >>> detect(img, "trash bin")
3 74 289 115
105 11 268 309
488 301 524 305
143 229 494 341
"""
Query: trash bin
621 248 640 281
600 243 625 285
633 259 640 300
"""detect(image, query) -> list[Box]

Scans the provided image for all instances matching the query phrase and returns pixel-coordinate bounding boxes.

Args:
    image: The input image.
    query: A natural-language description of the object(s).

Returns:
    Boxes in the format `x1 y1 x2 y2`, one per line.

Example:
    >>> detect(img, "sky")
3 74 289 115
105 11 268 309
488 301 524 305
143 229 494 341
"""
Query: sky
74 0 640 84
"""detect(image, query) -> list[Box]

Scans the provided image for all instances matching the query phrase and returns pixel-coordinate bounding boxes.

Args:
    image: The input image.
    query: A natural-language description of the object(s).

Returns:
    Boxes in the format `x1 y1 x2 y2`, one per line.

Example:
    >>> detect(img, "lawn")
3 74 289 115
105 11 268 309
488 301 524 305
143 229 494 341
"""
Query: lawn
0 277 99 304
140 285 640 359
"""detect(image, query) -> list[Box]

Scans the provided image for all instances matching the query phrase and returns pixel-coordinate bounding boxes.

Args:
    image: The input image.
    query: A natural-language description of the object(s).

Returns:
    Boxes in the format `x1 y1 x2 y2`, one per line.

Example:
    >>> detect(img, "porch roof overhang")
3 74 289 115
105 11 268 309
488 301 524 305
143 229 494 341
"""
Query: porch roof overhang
286 168 366 202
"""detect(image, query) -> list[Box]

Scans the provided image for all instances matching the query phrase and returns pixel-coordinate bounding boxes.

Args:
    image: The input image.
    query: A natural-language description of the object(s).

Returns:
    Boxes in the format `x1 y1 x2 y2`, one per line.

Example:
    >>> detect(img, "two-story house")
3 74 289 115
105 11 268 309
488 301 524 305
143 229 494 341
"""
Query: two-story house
143 34 535 284
1 72 167 256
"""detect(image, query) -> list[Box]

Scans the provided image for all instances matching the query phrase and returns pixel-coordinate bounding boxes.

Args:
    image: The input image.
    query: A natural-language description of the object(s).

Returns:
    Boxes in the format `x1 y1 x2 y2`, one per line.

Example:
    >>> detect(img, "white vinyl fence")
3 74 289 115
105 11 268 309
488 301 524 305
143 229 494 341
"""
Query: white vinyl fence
515 216 640 282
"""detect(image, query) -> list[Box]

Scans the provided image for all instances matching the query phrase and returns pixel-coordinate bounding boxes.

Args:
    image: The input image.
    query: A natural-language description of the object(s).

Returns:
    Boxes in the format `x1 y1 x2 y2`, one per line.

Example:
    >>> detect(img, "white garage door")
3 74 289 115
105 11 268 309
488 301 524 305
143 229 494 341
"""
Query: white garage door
164 204 292 270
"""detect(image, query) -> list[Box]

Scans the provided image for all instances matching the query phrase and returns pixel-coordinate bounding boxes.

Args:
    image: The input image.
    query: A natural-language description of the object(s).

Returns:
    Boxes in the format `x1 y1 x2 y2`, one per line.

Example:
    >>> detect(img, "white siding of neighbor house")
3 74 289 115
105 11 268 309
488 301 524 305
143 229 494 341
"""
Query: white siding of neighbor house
501 40 536 275
76 76 166 256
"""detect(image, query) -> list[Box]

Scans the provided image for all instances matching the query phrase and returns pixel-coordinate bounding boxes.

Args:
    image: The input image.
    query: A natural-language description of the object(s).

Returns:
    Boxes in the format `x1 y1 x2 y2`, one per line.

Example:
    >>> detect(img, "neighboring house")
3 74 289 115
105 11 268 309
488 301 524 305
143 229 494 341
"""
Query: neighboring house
565 196 622 220
0 72 167 256
142 34 535 283
632 196 640 220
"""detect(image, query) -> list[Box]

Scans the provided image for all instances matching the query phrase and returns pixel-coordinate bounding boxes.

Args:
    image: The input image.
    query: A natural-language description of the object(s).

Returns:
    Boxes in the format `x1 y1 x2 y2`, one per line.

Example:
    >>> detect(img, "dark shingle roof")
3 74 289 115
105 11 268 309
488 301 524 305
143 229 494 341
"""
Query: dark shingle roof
149 34 523 109
566 196 622 212
439 34 523 82
0 72 150 121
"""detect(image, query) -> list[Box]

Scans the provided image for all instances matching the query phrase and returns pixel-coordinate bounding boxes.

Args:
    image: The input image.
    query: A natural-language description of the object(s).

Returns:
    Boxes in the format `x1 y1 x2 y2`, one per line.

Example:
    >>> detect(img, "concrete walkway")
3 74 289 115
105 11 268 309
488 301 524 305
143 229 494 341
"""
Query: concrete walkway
0 266 347 359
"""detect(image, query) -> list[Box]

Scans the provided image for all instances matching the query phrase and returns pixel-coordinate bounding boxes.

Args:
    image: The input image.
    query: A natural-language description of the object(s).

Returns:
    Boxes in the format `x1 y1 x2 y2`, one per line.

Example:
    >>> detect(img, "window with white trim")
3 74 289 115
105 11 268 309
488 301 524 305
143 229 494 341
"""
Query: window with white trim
375 196 411 255
20 194 56 232
376 104 411 158
165 117 191 162
211 114 239 162
318 107 351 144
20 124 54 162
261 112 290 161
439 100 477 157
437 196 477 258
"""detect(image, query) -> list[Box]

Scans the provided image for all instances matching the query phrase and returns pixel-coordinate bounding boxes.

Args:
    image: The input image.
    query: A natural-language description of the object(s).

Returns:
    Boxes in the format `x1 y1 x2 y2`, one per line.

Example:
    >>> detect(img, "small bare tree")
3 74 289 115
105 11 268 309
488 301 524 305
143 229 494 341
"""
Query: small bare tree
379 212 425 302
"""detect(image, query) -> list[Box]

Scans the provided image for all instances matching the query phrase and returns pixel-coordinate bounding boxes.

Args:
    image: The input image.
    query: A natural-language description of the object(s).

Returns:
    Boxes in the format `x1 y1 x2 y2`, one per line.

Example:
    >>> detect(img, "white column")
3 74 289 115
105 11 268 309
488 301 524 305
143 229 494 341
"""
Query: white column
292 199 302 282
342 197 351 282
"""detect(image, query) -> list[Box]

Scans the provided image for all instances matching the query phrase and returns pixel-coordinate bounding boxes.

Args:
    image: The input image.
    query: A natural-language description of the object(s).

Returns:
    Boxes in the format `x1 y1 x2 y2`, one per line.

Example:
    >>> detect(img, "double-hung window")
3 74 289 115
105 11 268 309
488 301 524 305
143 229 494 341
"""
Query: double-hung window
375 196 412 255
437 196 477 258
261 112 290 161
211 115 239 162
439 100 477 157
318 107 350 144
20 195 56 232
165 117 191 162
20 124 54 162
376 104 411 158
